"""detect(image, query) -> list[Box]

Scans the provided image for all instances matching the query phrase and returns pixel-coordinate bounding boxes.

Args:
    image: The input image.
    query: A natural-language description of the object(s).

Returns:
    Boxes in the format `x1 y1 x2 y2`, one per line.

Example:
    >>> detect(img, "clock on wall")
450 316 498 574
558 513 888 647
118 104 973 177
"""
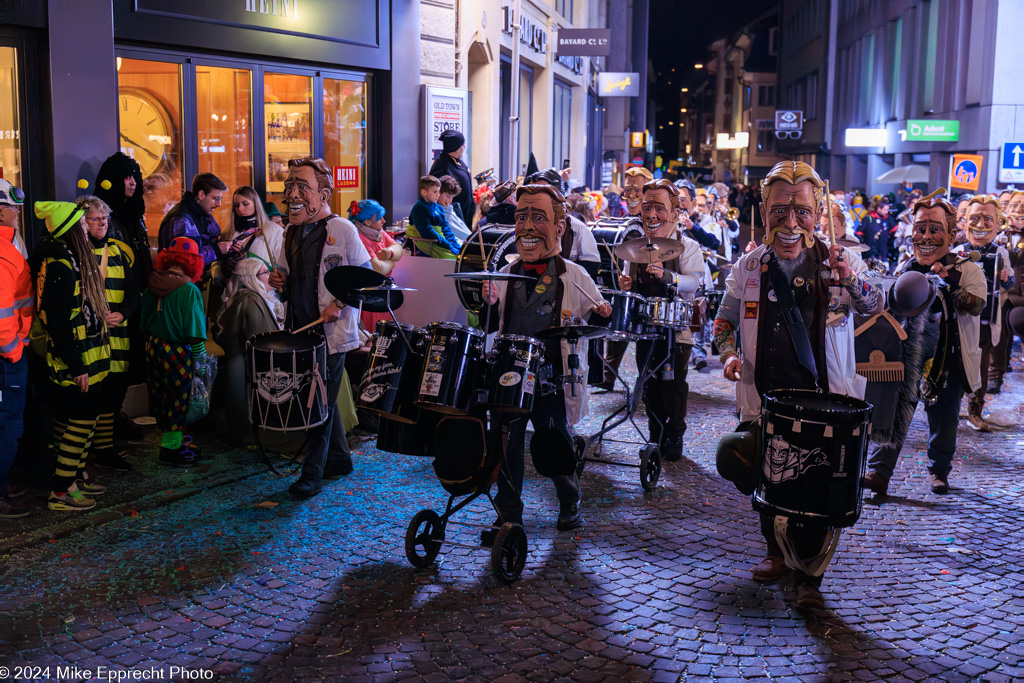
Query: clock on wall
117 87 174 178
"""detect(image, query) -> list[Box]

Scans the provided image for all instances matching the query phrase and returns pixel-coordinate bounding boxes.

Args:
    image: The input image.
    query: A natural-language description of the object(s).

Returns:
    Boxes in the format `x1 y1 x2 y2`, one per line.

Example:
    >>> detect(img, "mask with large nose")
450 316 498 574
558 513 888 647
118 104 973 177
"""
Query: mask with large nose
514 186 567 263
761 181 820 260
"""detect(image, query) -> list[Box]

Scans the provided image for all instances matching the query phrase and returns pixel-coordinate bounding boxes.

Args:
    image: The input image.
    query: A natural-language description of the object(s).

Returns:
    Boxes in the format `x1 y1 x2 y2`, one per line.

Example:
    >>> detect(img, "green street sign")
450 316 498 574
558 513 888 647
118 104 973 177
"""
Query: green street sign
906 119 960 142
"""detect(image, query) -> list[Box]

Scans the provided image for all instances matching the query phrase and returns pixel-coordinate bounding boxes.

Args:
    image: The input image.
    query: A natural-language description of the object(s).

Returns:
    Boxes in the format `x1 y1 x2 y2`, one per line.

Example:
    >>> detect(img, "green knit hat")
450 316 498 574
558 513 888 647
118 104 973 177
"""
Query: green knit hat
34 201 85 238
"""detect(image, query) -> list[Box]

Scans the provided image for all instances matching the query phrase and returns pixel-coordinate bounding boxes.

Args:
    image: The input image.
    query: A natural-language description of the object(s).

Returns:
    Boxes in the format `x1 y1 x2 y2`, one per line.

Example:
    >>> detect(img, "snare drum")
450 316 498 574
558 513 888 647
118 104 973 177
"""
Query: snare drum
646 297 692 329
246 331 328 432
357 320 428 424
416 322 486 414
753 390 872 528
604 290 648 340
490 334 545 414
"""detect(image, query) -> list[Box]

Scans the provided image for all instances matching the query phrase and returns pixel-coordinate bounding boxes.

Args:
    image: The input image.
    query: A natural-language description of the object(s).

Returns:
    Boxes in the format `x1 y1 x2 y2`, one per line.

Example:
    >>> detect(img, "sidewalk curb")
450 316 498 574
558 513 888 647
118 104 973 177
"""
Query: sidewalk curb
0 463 271 555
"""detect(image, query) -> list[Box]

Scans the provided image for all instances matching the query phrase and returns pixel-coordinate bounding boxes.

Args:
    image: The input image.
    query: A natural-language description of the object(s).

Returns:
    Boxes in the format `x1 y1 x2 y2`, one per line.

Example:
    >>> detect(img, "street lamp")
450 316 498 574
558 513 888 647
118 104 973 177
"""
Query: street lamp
694 63 703 69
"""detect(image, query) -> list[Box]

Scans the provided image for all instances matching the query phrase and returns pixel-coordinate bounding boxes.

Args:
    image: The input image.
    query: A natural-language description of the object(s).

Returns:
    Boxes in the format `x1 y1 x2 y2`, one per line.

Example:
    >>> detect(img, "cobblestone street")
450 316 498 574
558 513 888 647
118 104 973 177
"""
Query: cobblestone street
1 352 1023 682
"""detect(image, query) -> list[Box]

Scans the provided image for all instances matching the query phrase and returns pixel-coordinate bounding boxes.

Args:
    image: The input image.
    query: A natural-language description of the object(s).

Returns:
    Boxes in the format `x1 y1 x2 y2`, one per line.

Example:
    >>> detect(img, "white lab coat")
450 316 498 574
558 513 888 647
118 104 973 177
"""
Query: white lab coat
953 243 1010 345
490 257 607 425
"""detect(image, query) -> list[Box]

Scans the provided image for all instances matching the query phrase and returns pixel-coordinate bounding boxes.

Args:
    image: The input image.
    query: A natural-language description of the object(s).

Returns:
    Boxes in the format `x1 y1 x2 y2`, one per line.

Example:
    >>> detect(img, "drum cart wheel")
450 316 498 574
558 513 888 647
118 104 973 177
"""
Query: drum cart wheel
405 509 446 568
639 445 661 491
574 435 588 477
490 522 528 583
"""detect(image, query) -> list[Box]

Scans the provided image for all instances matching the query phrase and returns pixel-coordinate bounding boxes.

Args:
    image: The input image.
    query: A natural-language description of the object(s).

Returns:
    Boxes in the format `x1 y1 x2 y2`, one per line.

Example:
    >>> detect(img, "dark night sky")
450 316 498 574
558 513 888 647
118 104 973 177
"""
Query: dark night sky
648 0 779 159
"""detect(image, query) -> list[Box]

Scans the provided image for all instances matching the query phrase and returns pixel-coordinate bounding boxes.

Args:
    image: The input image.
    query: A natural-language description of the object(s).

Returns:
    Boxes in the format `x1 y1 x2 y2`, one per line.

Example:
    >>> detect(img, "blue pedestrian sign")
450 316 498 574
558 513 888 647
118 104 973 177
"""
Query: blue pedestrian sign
1000 142 1024 183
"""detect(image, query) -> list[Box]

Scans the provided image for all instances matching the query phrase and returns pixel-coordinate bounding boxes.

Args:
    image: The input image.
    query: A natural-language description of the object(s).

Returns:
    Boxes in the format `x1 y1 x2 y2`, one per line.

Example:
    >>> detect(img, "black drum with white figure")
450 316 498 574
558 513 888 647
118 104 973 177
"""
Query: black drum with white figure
416 322 486 414
603 290 649 341
246 331 329 432
357 320 428 424
489 334 545 414
454 226 518 311
753 390 873 529
590 220 644 290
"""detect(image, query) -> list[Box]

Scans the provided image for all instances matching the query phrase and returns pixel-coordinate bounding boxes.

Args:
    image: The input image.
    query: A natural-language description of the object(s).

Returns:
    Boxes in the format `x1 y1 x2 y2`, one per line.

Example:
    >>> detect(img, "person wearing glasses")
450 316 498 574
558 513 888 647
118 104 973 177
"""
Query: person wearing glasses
79 196 140 473
213 257 284 446
0 179 33 518
617 179 704 462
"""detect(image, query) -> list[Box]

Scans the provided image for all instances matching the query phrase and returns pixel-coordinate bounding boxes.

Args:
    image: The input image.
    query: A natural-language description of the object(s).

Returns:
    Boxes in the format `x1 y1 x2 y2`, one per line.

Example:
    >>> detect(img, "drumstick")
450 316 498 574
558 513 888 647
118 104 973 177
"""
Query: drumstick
601 241 623 279
476 226 487 269
571 280 602 308
825 180 836 247
292 316 325 334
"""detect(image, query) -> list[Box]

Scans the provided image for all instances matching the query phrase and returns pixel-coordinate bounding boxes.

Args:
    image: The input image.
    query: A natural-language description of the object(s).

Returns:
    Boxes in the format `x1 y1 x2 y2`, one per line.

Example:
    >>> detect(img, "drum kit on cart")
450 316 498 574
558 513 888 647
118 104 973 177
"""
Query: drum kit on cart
241 219 874 582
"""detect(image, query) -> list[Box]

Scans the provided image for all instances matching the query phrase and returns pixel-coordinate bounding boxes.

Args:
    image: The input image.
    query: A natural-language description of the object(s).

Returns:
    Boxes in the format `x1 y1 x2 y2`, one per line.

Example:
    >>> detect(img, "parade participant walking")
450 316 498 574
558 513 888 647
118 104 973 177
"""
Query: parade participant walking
525 167 601 277
33 201 113 511
713 161 882 608
80 196 140 472
862 189 986 495
268 158 371 498
0 179 33 518
959 196 1013 431
480 184 611 536
618 180 704 461
157 173 227 271
141 237 206 468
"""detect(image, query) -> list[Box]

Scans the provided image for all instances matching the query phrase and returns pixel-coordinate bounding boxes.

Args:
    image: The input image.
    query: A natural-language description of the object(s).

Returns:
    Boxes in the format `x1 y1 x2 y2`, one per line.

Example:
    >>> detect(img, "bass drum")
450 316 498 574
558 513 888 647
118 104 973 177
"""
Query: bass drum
590 219 645 290
454 225 518 312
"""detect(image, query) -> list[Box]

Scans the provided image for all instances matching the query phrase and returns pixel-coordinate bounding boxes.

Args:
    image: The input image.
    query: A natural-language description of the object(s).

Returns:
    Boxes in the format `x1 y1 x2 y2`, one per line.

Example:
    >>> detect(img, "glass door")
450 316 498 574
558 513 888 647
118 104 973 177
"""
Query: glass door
323 76 368 218
0 46 23 248
263 72 313 213
196 64 253 237
116 57 184 242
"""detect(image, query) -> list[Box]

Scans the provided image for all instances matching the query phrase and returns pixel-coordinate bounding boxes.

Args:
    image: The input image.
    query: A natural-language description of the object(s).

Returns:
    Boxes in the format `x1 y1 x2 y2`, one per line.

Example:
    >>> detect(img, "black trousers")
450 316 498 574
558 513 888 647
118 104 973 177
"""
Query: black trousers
636 338 692 444
494 390 579 524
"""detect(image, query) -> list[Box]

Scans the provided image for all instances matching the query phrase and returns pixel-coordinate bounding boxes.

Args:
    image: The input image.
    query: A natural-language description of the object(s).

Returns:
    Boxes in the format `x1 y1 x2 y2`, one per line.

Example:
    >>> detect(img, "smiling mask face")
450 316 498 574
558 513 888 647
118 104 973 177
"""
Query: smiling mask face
761 180 820 259
622 177 645 215
965 202 1001 247
514 192 565 263
911 205 954 267
640 188 680 239
284 165 331 225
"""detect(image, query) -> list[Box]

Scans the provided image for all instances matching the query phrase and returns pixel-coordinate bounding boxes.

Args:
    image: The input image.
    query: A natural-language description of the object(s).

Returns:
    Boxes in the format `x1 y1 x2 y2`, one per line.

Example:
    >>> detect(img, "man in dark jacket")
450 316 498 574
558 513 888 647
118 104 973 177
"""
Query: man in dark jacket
157 173 227 271
428 129 475 223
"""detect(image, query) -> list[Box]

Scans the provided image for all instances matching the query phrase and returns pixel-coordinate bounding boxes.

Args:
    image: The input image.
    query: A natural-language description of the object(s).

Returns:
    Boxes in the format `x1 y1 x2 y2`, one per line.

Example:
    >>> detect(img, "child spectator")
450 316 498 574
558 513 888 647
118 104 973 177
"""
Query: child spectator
438 175 471 241
407 175 461 258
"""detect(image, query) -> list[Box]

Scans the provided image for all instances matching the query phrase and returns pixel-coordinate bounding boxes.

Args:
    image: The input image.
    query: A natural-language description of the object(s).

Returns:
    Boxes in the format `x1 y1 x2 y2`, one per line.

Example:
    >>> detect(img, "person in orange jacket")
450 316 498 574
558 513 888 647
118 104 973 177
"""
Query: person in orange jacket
0 179 34 518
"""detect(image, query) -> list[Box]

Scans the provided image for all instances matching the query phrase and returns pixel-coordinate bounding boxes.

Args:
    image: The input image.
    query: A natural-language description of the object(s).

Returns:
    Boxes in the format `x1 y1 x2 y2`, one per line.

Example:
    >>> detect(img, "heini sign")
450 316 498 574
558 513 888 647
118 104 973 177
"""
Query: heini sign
906 120 959 142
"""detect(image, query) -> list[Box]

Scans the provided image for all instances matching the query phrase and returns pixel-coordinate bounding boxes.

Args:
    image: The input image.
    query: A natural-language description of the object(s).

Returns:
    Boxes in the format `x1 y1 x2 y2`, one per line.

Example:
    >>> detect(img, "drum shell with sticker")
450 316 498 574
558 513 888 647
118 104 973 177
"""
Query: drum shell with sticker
416 322 485 414
489 334 545 414
357 320 428 424
246 331 328 432
753 389 872 528
603 290 648 340
376 409 443 456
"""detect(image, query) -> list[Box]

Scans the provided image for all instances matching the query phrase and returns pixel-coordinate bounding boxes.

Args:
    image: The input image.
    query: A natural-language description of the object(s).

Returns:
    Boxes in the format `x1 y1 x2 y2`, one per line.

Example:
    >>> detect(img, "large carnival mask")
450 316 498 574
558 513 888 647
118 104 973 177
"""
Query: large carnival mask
640 188 681 239
514 190 565 263
965 201 1003 247
621 178 644 215
761 180 819 259
911 205 954 267
283 165 331 225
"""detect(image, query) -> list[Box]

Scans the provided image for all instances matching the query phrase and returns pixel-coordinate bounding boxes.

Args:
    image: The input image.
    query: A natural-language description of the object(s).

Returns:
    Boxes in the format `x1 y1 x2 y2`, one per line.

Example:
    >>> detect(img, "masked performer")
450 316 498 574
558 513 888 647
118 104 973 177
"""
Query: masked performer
713 161 882 609
480 184 611 537
957 196 1013 431
618 180 704 460
861 190 986 495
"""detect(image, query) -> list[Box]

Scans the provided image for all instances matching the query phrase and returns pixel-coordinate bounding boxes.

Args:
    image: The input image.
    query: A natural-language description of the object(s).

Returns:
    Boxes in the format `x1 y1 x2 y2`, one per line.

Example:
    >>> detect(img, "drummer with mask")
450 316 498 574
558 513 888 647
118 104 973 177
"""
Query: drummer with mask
480 184 611 539
712 161 882 610
618 179 704 461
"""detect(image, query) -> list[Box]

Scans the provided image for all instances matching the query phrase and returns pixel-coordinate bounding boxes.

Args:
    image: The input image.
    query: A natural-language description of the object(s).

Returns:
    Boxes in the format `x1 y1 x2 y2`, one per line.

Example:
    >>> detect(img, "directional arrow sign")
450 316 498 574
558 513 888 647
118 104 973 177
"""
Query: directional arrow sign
1000 142 1024 183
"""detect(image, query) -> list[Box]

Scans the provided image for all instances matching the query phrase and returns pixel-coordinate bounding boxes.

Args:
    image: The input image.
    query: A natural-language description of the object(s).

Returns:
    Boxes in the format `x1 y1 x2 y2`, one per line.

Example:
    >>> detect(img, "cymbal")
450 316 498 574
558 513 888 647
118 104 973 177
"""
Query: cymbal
614 236 687 264
323 265 386 300
445 271 535 281
534 325 608 341
842 243 870 253
353 291 405 313
701 249 730 263
359 282 418 292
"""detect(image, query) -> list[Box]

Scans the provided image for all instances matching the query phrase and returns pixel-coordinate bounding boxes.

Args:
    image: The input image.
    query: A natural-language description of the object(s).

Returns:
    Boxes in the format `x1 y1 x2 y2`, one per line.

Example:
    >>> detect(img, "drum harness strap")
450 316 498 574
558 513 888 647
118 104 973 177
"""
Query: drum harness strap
765 251 819 384
773 516 841 578
306 361 328 411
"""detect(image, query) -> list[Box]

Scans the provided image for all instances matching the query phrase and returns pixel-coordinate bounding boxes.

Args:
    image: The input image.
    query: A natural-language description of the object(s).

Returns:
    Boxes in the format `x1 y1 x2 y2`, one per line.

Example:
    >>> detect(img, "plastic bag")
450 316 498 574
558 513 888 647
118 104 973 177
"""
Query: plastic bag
186 354 218 425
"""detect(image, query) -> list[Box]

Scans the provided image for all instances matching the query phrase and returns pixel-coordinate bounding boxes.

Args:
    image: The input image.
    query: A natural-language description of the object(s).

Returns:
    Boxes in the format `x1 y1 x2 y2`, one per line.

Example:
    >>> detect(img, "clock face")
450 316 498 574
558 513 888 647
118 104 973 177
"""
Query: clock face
118 90 172 178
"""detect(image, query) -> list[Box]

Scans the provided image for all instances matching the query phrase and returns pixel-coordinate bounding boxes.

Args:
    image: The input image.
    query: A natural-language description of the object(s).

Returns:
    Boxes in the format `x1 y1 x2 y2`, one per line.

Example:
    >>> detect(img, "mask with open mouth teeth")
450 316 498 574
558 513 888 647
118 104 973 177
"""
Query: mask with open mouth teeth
965 200 1003 248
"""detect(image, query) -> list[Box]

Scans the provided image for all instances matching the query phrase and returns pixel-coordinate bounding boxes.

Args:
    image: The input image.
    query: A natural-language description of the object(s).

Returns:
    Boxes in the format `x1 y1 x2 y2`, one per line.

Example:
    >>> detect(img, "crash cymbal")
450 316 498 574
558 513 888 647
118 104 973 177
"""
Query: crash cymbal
323 265 386 300
359 282 418 292
614 236 687 264
842 243 870 253
444 270 535 281
534 324 608 341
700 249 730 263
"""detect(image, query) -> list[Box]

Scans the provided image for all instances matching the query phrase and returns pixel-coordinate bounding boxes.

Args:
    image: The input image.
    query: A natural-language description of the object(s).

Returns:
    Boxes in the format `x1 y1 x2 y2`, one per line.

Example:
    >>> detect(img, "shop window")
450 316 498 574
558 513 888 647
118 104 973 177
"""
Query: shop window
324 77 367 218
264 72 313 213
552 81 571 170
519 66 533 177
117 58 184 243
0 47 23 245
197 65 252 237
